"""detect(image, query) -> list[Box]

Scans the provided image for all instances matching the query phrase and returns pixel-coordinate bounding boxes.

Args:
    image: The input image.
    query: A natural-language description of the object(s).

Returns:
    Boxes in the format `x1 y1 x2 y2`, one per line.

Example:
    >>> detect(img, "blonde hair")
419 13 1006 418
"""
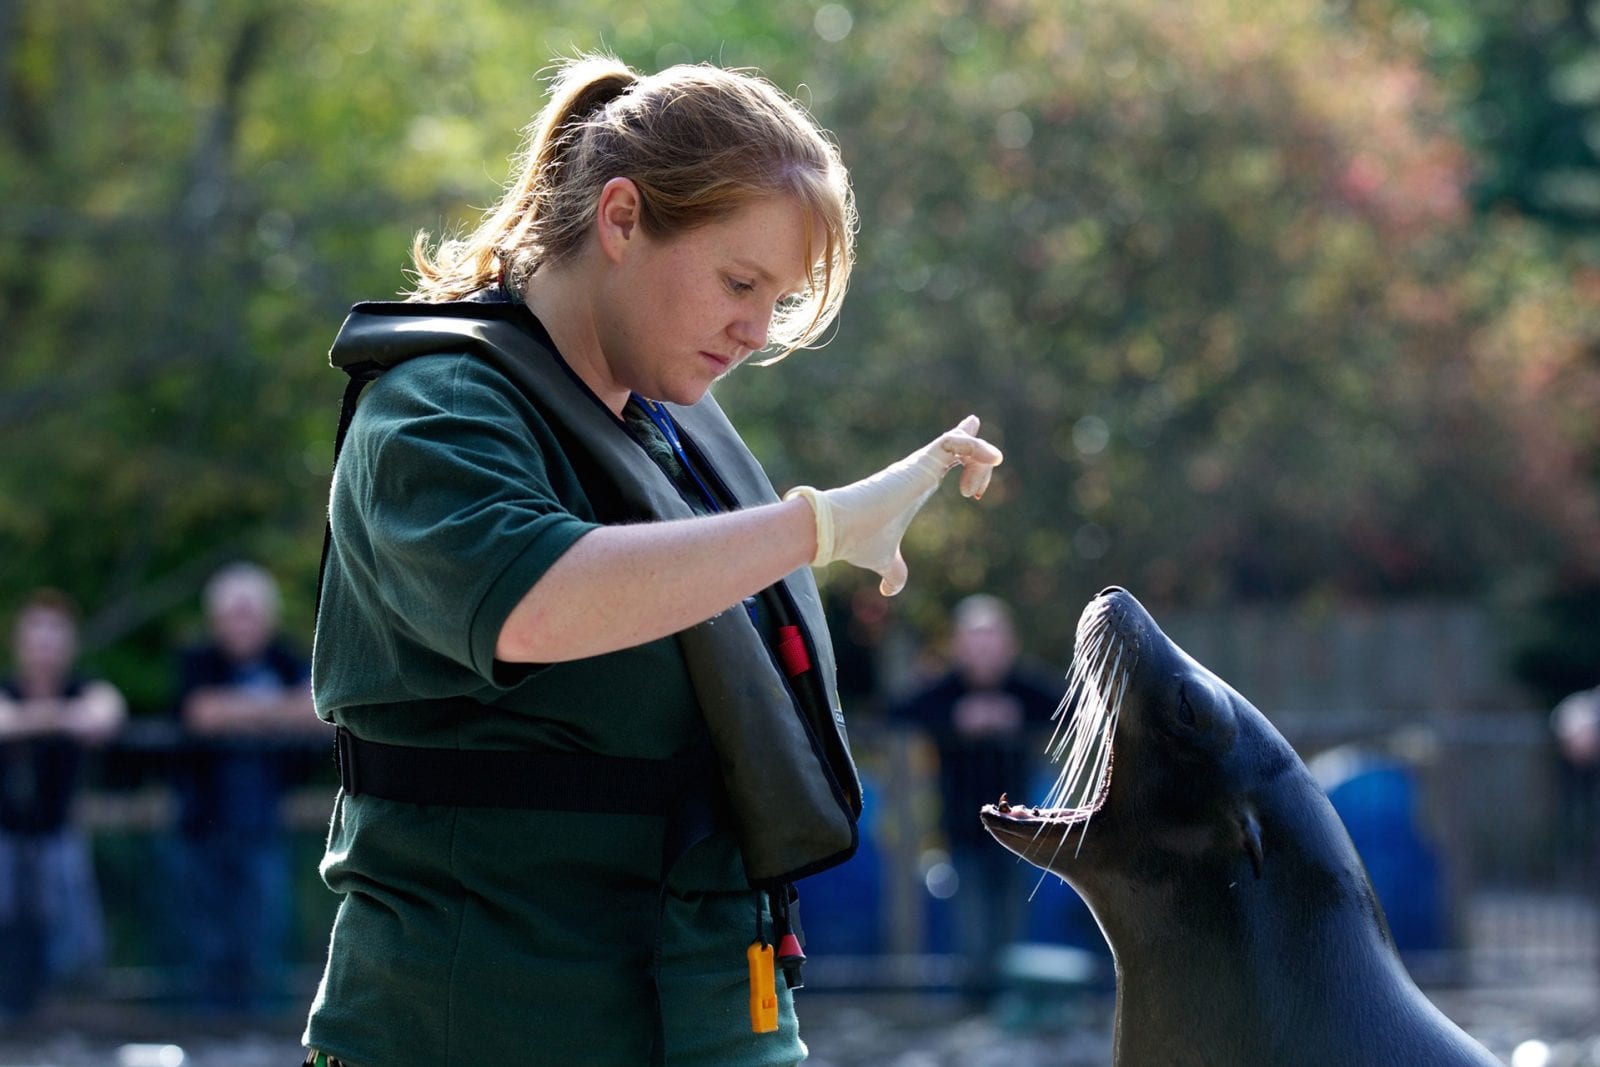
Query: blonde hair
408 54 857 357
204 561 281 620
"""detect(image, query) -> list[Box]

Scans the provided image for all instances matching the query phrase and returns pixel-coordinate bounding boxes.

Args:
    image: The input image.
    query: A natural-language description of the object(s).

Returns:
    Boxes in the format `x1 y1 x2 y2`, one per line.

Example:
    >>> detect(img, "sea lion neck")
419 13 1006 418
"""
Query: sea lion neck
1109 867 1412 1063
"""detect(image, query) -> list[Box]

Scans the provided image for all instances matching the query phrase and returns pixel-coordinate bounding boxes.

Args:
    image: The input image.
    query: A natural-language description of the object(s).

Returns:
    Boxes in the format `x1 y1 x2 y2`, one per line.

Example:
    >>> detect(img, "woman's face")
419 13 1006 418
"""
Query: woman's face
14 606 77 681
596 192 813 407
208 579 278 662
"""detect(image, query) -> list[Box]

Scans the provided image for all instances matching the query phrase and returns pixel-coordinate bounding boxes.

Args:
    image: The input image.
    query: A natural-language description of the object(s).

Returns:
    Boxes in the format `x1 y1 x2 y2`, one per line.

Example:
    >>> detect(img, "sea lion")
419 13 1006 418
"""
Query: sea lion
980 587 1499 1067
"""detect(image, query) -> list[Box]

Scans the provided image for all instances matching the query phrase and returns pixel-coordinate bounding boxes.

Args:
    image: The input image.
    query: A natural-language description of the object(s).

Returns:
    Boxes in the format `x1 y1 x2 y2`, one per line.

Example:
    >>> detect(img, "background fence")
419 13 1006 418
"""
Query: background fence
64 700 1596 1005
20 600 1584 1006
799 710 1596 992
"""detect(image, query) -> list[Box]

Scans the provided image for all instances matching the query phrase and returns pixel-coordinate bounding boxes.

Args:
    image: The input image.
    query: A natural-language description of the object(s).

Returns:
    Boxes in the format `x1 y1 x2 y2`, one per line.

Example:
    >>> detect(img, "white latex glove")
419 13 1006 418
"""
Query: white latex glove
785 415 1003 596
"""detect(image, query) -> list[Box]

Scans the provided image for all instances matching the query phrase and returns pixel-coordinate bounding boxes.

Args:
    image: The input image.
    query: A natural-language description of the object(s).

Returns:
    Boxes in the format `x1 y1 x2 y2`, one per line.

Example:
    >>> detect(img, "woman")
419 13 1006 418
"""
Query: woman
305 54 1002 1067
0 589 125 1020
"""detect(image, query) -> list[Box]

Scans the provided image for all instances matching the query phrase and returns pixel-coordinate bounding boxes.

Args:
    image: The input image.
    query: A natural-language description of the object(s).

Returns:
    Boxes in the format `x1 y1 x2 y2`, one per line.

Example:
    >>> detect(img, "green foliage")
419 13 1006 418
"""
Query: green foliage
1 0 1596 694
720 0 1600 650
1508 580 1600 706
1387 0 1600 227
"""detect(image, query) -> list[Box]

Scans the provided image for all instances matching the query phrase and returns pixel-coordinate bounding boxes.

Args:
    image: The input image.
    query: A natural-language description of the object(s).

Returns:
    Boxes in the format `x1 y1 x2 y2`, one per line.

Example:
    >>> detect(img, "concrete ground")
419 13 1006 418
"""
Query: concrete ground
0 978 1596 1067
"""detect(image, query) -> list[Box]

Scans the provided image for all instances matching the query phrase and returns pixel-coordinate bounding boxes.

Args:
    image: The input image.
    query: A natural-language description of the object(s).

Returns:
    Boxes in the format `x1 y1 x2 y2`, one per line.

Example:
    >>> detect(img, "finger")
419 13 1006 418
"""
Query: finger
940 434 1004 467
879 552 909 597
954 414 980 437
959 460 995 499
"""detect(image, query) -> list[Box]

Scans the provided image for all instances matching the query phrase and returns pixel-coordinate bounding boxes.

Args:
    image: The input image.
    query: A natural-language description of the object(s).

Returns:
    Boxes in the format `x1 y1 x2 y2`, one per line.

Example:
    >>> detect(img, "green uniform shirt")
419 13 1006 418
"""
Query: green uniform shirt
304 352 805 1066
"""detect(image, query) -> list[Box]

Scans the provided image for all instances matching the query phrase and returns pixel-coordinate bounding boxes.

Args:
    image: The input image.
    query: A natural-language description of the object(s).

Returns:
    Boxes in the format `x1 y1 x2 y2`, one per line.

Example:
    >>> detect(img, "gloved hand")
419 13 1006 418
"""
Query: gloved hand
785 415 1003 596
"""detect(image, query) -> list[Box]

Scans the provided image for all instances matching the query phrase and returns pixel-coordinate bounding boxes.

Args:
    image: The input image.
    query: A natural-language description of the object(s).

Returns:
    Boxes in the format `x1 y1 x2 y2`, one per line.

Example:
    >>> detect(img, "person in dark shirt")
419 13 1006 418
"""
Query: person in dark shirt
0 589 125 1020
172 562 326 1014
891 594 1063 1002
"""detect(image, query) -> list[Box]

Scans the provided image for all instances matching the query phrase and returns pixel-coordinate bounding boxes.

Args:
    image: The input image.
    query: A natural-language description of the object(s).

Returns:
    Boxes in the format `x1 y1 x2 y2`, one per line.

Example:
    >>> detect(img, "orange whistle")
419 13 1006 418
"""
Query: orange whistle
747 941 778 1033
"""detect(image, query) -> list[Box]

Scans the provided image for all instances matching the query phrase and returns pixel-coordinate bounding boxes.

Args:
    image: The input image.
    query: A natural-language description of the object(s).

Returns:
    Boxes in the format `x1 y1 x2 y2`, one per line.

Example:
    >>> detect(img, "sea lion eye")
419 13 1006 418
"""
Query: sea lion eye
1178 687 1197 727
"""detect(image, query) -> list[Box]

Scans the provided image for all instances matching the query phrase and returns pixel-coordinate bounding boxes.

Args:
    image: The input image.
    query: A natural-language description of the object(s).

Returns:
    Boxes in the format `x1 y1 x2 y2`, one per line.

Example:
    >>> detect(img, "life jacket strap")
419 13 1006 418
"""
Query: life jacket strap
334 724 715 814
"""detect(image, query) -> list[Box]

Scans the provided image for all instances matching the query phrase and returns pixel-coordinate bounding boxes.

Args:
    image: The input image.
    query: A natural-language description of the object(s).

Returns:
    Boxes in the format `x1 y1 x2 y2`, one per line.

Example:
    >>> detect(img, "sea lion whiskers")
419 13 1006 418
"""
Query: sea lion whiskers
1020 616 1122 897
1015 612 1129 893
1046 642 1119 813
1045 617 1121 812
1042 601 1116 769
1041 634 1102 792
1031 603 1132 861
1053 646 1127 865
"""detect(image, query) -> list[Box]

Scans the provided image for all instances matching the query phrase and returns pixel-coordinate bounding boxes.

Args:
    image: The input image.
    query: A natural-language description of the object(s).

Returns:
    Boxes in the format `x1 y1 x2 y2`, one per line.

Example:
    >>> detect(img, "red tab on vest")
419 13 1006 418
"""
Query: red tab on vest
775 625 811 678
776 932 806 965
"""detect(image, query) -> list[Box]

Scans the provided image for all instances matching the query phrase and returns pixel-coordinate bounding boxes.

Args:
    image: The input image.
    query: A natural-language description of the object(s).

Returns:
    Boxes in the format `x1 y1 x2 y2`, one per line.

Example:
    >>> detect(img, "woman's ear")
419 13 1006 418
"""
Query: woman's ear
595 177 643 263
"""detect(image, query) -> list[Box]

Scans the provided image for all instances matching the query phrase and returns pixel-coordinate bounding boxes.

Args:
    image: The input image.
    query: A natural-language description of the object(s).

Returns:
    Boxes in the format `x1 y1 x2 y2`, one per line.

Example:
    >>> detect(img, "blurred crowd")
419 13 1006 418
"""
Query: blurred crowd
0 563 327 1024
0 572 1088 1026
2 571 1595 1029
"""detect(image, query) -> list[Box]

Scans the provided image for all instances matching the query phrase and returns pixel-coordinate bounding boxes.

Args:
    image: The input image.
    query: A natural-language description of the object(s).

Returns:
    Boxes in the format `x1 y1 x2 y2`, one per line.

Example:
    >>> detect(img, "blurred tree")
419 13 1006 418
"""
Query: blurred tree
719 0 1600 652
0 0 814 707
0 0 1595 701
1385 0 1600 228
1377 0 1600 699
1509 579 1600 707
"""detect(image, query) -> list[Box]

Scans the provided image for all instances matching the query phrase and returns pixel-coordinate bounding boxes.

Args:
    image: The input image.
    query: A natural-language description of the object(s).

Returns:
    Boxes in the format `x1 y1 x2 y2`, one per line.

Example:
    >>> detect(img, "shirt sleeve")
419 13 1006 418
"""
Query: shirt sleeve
343 355 600 684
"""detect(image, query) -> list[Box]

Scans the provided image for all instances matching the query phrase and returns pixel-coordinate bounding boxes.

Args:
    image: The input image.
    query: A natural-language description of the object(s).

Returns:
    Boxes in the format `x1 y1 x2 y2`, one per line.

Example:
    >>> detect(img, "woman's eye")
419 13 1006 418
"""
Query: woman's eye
726 277 755 295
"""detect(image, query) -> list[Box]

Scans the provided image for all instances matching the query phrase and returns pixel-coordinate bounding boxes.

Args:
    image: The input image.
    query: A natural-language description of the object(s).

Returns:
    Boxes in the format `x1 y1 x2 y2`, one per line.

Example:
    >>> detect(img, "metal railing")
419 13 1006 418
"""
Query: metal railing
24 708 1596 1000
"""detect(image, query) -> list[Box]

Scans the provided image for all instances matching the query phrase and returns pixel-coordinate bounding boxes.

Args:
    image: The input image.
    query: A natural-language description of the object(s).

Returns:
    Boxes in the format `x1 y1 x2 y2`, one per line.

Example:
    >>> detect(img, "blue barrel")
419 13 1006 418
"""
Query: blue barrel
794 773 885 956
1315 747 1448 955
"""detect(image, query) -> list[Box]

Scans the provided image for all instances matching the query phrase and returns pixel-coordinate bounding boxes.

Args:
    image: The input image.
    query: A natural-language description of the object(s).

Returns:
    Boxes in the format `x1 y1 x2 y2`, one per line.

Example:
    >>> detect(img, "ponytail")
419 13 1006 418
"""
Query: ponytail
526 57 638 186
409 57 638 299
497 58 640 287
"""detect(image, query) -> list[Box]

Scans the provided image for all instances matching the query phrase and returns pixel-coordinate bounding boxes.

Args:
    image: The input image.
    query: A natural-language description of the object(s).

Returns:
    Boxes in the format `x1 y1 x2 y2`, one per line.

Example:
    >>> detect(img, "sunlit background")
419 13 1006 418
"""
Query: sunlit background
2 0 1598 1063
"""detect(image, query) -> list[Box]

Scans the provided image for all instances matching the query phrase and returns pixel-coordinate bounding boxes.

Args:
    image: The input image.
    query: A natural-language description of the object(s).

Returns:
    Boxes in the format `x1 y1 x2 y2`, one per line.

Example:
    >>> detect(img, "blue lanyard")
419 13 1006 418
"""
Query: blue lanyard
632 395 760 625
633 396 723 515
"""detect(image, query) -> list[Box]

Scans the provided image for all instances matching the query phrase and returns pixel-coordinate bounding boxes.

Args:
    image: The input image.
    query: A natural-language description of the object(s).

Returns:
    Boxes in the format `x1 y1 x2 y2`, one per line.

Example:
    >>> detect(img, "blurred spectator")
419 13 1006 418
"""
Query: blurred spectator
0 589 125 1023
1551 684 1600 766
171 562 325 1014
889 594 1063 1003
824 580 891 719
1550 683 1600 882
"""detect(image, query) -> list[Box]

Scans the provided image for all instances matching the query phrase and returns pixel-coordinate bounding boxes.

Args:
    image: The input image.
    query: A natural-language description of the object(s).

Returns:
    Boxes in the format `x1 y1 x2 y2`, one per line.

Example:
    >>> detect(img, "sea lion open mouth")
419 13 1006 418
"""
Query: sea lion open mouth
980 586 1136 864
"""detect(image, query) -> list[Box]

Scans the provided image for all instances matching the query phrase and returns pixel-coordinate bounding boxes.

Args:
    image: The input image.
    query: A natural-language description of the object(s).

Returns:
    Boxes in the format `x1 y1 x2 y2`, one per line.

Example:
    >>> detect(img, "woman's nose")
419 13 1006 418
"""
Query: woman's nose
731 310 772 354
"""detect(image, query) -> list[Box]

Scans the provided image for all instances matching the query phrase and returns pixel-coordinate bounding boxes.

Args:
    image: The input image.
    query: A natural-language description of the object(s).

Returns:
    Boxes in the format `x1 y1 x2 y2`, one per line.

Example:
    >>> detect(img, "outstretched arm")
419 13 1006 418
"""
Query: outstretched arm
182 680 322 736
497 416 1003 664
0 681 126 743
496 495 816 663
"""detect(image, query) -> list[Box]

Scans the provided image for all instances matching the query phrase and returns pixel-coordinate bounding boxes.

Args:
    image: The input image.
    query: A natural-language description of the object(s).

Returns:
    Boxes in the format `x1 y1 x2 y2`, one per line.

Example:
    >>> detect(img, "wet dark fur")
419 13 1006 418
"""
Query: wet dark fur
980 588 1498 1067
